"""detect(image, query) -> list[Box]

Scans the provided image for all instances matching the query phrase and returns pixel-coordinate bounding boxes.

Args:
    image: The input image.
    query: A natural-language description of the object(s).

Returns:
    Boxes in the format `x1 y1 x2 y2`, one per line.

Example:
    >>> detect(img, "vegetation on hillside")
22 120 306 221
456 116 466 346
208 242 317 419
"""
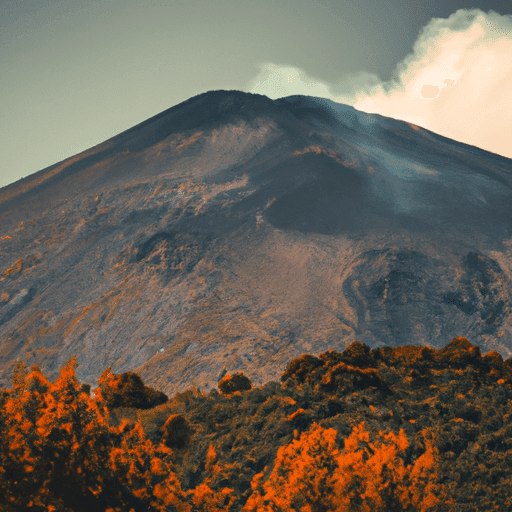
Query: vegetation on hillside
2 336 512 511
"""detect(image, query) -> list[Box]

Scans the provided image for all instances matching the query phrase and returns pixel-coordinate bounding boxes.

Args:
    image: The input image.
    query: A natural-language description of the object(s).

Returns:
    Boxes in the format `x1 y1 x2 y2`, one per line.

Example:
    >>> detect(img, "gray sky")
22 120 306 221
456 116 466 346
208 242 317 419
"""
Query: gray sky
1 0 511 190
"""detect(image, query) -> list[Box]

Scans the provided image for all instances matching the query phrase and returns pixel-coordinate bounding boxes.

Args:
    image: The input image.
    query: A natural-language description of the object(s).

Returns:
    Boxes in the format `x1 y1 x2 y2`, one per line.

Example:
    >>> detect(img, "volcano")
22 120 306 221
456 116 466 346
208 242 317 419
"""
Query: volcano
1 89 512 396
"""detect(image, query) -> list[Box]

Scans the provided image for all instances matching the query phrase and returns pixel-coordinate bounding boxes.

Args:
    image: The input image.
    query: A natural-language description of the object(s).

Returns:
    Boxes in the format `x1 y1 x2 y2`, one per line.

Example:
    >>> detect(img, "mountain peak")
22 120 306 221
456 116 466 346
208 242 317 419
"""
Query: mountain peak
1 90 512 395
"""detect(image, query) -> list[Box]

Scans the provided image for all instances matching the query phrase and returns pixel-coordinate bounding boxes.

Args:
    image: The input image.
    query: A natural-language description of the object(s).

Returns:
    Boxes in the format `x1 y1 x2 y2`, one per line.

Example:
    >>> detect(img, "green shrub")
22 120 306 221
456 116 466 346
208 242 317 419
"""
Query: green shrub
218 372 253 395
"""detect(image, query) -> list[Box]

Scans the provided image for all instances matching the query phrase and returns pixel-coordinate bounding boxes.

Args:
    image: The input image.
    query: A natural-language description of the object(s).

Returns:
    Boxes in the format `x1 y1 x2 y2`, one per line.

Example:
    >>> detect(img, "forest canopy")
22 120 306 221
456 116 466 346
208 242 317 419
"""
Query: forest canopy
1 336 512 511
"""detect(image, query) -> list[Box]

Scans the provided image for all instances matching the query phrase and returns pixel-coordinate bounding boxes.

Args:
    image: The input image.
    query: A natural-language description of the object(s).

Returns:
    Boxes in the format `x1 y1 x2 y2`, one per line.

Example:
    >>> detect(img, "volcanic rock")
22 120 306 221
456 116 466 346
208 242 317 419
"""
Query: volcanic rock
1 89 512 396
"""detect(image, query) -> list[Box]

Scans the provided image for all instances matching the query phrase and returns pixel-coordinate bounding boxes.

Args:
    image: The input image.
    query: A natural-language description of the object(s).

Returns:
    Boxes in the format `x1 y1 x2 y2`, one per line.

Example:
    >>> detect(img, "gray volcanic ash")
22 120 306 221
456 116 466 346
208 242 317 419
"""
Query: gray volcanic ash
1 89 512 396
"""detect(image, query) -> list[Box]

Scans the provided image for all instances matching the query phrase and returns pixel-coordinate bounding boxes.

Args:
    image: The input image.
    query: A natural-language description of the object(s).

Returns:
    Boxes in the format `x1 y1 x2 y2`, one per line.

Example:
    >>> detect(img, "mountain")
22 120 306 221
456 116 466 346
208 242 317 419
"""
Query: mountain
1 89 512 396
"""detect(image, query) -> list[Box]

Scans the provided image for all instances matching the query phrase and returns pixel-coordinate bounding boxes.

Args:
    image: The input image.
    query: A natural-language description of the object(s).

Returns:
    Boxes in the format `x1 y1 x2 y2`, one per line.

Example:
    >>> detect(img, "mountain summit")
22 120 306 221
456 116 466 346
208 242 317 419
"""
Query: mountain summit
1 89 512 395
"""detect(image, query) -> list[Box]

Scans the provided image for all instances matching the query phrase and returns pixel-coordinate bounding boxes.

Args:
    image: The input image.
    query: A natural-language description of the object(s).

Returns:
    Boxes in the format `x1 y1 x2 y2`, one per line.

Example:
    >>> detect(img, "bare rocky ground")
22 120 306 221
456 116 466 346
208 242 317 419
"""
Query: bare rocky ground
1 90 512 397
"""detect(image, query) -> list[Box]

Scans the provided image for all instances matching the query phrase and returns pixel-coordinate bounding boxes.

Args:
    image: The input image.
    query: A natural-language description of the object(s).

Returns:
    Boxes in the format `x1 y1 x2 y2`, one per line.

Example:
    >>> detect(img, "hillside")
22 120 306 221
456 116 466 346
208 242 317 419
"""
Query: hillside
2 336 512 511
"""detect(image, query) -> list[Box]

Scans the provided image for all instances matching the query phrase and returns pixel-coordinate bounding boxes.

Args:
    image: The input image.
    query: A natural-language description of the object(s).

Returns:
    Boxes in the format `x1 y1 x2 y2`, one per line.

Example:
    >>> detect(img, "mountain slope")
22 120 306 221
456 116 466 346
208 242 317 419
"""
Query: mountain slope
1 89 512 396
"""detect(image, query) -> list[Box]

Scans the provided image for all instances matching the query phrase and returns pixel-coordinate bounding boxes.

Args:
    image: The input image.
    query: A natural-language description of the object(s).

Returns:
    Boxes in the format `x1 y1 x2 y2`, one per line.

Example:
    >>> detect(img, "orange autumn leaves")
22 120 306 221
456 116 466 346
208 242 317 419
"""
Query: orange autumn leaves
242 421 445 512
0 358 236 511
0 358 445 511
1 359 113 510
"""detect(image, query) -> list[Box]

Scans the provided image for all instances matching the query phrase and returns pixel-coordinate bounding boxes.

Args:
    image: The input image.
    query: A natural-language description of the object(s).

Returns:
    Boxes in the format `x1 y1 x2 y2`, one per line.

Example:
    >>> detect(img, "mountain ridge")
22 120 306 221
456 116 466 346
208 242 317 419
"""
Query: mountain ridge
1 89 512 397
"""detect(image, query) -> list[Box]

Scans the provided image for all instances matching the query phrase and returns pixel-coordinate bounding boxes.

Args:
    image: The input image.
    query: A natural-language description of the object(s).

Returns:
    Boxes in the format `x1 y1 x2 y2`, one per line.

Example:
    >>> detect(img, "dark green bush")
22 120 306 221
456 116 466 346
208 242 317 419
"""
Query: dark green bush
98 369 168 409
218 372 253 395
161 413 195 448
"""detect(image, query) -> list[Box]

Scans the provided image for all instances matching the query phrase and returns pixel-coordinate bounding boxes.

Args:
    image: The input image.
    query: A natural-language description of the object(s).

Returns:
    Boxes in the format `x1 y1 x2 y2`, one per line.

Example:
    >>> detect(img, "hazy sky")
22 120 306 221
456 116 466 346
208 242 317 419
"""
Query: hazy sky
1 0 511 190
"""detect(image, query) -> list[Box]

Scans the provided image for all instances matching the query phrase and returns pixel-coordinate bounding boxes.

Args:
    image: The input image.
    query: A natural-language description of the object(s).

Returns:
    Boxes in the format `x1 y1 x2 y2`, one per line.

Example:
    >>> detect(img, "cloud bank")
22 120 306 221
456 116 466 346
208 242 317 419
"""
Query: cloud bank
246 9 512 160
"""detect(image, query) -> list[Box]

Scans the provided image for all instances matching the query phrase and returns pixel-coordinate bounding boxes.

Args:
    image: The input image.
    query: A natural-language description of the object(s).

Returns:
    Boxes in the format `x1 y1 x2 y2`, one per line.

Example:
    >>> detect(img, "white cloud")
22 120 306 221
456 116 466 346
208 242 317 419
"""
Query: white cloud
246 8 512 160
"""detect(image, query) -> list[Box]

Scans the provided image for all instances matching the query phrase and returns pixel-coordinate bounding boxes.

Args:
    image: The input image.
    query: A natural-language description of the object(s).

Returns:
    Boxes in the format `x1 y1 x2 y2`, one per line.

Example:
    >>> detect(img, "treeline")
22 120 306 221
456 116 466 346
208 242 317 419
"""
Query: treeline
1 336 512 511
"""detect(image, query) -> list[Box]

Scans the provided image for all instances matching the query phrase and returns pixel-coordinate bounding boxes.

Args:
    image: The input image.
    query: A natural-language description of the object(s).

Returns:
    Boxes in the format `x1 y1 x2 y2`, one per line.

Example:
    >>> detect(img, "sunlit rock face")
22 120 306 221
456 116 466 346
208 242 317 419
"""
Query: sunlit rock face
1 89 512 397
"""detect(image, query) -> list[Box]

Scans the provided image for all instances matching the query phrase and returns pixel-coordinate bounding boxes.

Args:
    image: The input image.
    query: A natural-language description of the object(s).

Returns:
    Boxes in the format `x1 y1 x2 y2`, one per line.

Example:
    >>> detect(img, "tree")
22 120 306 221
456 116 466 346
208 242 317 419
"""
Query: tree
161 413 195 449
0 359 117 511
242 421 446 511
97 368 168 409
218 372 253 395
106 418 191 512
185 444 238 512
0 362 51 509
0 357 221 511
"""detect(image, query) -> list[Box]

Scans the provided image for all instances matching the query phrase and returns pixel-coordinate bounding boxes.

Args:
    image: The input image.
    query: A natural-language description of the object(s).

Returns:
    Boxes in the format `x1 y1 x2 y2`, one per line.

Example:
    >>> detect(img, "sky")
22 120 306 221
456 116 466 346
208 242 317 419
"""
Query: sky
1 0 511 191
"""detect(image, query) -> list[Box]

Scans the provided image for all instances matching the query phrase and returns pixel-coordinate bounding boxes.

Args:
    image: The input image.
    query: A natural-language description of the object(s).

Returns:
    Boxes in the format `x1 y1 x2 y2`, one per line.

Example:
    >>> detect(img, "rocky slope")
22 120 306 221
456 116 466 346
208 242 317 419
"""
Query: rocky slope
1 90 512 396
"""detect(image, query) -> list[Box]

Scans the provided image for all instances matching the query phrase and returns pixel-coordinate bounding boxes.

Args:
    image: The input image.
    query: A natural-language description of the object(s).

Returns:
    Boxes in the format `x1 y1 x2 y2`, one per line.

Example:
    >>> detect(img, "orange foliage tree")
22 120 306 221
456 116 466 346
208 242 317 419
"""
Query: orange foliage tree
0 361 52 508
0 358 193 512
184 443 238 512
105 418 193 512
0 357 242 512
242 421 447 512
0 359 126 510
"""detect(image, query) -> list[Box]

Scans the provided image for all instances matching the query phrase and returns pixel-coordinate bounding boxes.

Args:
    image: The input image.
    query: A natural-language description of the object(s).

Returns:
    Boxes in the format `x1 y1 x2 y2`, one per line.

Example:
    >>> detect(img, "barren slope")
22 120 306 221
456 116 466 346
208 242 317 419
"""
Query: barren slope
1 90 512 396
